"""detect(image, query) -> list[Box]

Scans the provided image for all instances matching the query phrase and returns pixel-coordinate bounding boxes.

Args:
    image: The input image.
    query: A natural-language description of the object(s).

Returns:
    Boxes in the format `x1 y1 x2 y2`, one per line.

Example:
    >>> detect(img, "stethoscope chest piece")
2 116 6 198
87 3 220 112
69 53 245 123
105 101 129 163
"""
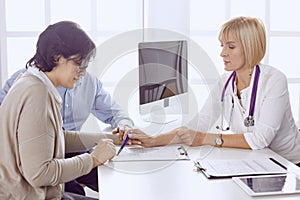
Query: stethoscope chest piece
218 65 260 130
244 116 254 127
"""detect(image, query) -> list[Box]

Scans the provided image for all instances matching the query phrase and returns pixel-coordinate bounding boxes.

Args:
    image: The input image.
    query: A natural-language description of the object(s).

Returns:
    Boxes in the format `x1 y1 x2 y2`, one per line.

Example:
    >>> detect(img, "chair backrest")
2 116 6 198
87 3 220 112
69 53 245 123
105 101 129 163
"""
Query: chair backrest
140 83 166 104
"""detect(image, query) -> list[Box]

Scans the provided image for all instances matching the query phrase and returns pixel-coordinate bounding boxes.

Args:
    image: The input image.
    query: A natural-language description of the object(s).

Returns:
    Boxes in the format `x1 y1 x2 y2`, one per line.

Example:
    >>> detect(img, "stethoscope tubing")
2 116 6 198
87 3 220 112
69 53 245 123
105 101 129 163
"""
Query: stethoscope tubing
220 65 260 128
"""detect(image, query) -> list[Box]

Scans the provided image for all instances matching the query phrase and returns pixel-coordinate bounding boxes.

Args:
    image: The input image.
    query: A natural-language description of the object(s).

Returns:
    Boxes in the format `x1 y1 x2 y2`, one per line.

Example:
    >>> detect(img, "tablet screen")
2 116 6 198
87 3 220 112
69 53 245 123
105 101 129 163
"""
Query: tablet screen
233 173 300 196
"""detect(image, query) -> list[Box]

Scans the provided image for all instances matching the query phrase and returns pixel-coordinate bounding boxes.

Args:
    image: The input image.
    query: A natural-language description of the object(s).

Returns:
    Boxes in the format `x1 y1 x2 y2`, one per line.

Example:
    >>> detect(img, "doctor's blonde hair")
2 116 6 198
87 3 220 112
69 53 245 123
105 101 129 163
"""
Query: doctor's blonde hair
218 16 266 69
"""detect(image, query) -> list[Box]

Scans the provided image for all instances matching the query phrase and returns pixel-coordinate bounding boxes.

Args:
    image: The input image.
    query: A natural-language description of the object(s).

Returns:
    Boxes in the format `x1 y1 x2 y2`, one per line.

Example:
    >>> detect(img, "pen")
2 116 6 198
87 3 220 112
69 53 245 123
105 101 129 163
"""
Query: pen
269 157 287 170
116 131 131 156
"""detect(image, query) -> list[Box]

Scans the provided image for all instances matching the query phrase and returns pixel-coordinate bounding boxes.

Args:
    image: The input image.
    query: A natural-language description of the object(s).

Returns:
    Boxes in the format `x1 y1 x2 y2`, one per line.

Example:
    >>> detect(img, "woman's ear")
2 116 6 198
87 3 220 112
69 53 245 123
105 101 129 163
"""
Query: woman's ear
52 55 66 71
54 55 63 64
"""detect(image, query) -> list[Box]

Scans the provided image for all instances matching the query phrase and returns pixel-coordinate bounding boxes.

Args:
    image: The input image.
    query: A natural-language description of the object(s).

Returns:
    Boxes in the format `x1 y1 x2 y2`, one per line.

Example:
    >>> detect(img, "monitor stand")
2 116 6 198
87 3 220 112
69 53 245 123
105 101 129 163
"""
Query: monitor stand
141 112 179 125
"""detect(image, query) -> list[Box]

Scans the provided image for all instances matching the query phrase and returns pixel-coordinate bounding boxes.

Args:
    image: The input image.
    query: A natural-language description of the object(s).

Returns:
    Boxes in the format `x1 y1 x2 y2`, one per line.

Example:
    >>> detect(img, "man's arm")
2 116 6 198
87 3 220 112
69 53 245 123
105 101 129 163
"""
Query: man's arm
0 68 27 105
92 77 134 129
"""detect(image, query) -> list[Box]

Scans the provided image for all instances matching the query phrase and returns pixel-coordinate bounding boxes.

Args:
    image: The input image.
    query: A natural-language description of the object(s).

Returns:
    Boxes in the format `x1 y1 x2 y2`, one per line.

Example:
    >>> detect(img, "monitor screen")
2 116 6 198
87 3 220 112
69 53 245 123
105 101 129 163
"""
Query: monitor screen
138 40 188 117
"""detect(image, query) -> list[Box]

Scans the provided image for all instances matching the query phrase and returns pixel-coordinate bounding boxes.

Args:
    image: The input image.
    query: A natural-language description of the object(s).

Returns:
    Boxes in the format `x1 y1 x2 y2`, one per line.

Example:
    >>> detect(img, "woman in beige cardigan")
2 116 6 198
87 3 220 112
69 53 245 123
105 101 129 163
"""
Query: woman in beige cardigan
0 21 117 200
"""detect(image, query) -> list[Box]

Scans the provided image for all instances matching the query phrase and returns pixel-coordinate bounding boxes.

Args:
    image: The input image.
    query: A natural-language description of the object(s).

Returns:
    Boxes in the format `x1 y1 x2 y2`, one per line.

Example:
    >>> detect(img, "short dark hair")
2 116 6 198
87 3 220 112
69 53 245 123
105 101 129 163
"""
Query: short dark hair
26 21 96 72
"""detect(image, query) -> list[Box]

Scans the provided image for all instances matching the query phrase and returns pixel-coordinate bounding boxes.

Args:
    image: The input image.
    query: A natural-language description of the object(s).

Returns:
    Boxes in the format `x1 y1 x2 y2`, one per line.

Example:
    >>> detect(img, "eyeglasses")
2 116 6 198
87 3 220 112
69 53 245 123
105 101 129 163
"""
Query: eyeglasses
66 57 88 74
77 65 88 74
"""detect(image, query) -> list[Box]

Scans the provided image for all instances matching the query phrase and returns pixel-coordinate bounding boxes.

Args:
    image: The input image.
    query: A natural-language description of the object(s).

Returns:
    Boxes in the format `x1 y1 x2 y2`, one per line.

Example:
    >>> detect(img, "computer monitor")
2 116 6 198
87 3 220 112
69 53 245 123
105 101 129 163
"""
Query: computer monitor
138 40 188 124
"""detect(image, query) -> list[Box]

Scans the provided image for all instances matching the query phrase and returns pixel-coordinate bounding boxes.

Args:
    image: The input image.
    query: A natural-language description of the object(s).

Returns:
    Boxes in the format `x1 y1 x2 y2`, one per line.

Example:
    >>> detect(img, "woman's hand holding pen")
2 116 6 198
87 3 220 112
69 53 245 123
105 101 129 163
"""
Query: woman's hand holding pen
112 125 132 143
112 126 139 147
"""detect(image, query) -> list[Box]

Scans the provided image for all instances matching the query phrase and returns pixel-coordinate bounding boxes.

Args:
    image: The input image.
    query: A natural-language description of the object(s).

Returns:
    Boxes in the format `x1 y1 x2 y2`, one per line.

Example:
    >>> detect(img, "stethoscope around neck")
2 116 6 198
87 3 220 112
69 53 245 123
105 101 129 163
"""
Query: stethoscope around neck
216 65 260 131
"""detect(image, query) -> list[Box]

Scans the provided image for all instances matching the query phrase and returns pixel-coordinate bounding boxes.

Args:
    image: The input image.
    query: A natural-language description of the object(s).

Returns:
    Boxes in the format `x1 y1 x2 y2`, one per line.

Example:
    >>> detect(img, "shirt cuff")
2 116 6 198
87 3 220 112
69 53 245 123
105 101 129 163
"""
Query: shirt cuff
118 120 134 130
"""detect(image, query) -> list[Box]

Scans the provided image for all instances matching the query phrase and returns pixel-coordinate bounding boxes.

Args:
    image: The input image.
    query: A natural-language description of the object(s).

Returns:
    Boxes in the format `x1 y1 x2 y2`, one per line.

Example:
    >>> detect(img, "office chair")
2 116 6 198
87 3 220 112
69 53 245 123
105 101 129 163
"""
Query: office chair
140 83 166 104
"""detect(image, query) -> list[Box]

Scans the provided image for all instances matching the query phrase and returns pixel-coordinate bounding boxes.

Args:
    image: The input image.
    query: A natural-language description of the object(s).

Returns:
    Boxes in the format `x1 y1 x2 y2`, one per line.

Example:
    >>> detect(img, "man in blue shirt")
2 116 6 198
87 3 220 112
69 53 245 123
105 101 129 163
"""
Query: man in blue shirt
0 68 134 196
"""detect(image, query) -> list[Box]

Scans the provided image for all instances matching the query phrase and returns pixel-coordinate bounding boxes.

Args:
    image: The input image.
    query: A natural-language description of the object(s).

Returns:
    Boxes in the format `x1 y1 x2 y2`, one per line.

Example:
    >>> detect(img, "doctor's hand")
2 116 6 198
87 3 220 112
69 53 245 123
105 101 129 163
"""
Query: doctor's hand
128 129 154 147
177 126 204 147
91 139 116 167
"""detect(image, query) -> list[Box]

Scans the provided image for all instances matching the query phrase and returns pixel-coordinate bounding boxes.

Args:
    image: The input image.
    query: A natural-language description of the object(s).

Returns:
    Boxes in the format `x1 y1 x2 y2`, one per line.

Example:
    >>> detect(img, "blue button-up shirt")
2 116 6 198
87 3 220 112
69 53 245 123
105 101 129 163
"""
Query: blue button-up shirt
0 68 134 131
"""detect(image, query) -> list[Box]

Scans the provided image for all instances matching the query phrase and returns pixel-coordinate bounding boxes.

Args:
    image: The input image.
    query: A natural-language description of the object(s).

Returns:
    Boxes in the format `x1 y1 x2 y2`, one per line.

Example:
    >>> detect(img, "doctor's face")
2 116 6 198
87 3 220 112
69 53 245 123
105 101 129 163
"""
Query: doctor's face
220 36 246 72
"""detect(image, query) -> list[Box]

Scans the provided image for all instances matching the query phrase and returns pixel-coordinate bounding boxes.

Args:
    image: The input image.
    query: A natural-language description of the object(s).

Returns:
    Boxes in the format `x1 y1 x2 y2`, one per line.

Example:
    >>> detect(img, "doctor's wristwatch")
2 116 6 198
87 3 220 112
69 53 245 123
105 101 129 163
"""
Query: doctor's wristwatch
215 134 223 147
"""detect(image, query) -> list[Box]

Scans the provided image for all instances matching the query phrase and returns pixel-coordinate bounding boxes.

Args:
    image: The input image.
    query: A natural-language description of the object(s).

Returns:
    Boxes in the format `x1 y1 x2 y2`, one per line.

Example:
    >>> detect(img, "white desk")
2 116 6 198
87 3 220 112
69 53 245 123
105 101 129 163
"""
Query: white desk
98 146 300 200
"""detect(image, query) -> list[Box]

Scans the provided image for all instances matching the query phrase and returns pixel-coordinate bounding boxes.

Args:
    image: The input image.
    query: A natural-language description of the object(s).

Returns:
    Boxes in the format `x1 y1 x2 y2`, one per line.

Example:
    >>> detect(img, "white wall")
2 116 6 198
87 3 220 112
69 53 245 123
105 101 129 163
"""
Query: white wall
1 0 300 123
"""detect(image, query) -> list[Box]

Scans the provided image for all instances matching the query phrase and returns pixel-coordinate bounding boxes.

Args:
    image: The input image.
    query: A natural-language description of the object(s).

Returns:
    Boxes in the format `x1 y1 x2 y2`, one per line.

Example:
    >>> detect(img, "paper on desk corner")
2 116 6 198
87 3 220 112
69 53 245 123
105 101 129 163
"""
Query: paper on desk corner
112 145 189 162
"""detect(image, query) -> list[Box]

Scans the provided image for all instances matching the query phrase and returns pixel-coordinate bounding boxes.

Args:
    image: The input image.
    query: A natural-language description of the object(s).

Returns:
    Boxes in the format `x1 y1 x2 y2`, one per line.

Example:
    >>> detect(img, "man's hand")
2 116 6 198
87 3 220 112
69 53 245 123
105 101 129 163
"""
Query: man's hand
112 125 132 142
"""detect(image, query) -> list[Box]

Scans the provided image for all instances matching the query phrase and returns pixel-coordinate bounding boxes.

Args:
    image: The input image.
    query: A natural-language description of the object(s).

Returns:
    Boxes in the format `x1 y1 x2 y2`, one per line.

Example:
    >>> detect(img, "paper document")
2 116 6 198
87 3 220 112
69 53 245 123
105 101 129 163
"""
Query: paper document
112 145 189 162
194 158 286 179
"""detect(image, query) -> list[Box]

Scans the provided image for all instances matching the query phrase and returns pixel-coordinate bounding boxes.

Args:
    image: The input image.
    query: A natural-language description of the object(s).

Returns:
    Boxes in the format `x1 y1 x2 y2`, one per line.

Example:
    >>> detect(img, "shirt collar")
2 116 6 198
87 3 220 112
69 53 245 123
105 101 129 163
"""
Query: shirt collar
26 67 62 104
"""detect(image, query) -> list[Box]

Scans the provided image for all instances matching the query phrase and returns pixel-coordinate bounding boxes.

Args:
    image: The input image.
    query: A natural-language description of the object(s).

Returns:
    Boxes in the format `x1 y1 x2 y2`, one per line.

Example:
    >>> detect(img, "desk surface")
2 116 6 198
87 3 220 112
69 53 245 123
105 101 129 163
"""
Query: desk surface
98 146 300 200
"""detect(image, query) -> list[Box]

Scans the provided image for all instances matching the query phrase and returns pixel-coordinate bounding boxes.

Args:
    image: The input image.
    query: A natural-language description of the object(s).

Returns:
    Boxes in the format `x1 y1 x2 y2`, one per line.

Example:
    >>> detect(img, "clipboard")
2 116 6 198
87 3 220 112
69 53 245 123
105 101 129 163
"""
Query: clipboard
194 158 287 179
111 145 190 162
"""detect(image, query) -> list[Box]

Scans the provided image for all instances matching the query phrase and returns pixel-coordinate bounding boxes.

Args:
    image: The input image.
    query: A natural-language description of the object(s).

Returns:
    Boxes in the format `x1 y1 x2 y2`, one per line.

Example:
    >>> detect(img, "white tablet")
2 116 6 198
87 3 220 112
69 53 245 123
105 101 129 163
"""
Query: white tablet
233 173 300 197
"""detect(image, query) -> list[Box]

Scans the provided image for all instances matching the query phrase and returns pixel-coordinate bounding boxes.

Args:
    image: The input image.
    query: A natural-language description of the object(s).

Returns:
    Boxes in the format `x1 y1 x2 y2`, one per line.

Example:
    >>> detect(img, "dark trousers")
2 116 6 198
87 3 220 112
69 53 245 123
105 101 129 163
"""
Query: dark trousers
65 151 98 196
